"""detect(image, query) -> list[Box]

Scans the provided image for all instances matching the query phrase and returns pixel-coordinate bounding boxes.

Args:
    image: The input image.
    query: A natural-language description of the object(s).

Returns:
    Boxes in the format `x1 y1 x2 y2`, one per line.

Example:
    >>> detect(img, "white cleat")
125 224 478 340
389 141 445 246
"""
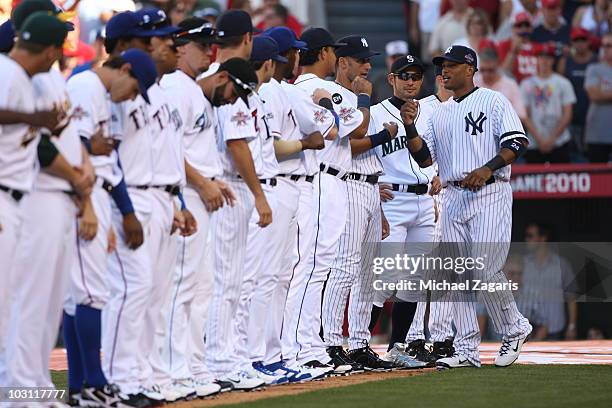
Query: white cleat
436 353 476 369
190 378 222 398
140 384 165 403
495 332 530 367
220 370 266 391
170 379 198 400
158 384 184 403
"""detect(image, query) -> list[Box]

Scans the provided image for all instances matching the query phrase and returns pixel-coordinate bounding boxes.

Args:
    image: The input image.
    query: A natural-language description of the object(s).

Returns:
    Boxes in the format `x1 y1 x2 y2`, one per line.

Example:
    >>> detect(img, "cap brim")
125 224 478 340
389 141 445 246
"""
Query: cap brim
149 25 182 37
140 84 151 104
432 54 465 66
292 39 308 50
196 62 221 81
272 54 289 63
392 62 425 74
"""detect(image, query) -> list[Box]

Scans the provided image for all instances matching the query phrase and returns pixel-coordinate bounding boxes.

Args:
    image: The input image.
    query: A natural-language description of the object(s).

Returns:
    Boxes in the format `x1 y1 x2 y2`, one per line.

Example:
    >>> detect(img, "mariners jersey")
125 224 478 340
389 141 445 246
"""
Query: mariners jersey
371 96 437 185
67 70 122 186
32 69 83 192
294 73 363 171
215 95 262 177
422 87 526 183
147 83 185 186
0 54 38 192
160 70 222 179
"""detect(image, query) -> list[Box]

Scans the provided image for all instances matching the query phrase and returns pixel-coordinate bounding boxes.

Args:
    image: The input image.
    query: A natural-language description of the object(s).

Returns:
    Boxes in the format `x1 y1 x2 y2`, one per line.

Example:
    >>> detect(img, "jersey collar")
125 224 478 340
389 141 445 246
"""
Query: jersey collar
453 86 479 103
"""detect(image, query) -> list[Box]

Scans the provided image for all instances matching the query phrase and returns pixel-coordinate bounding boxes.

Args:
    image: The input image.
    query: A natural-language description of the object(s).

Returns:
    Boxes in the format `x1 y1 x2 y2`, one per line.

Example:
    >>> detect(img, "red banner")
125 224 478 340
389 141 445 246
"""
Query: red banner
511 164 612 199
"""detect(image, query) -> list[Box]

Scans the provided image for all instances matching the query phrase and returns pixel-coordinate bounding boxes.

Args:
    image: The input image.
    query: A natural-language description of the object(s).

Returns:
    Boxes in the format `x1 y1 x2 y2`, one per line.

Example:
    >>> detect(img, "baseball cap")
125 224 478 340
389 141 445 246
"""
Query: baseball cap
390 54 424 74
0 20 15 53
432 45 478 70
196 57 259 101
385 40 409 57
120 48 158 104
335 35 380 59
513 11 533 26
215 10 254 42
263 26 307 53
571 27 590 41
135 8 181 36
300 27 346 49
173 18 215 46
535 42 557 57
11 0 74 32
19 11 69 47
251 35 288 63
106 11 159 40
542 0 560 8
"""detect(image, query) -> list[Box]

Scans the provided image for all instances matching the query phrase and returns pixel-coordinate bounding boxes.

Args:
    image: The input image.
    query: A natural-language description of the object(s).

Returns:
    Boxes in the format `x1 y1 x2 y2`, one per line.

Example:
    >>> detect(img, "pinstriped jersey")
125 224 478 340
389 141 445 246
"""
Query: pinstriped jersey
371 96 438 185
422 87 526 184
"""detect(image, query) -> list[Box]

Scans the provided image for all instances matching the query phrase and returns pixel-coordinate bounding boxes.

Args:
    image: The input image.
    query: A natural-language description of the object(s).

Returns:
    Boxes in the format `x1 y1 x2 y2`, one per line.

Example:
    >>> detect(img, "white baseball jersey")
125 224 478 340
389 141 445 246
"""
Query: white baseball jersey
32 69 83 192
372 96 438 185
66 70 122 186
215 95 261 177
422 87 527 183
147 83 185 186
0 54 38 192
294 73 363 171
252 93 279 179
160 70 222 179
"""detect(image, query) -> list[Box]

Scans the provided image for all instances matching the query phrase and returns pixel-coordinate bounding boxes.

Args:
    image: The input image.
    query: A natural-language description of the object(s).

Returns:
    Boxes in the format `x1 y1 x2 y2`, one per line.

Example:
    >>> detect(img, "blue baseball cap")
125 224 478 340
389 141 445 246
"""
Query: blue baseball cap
106 11 159 40
262 26 307 53
120 48 158 104
135 8 181 36
251 35 288 63
0 20 15 53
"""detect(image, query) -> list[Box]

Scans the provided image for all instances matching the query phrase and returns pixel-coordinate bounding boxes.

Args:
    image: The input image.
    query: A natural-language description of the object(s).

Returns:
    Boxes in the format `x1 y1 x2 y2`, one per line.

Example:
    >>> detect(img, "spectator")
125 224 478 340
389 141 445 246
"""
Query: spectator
475 47 528 120
572 0 610 38
254 0 303 36
372 40 409 104
558 27 598 155
428 0 472 57
440 0 502 29
409 0 442 63
531 0 571 45
193 7 220 24
521 43 576 163
453 8 494 67
584 31 612 162
496 0 541 41
520 223 578 341
498 12 539 82
78 0 136 44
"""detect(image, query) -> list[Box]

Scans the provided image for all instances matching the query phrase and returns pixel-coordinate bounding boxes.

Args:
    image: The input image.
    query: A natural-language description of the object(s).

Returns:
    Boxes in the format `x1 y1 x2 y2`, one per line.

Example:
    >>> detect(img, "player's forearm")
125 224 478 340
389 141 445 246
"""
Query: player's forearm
274 139 303 158
347 108 370 139
405 125 433 167
227 139 265 199
43 151 81 185
185 159 209 191
0 110 38 126
350 137 373 155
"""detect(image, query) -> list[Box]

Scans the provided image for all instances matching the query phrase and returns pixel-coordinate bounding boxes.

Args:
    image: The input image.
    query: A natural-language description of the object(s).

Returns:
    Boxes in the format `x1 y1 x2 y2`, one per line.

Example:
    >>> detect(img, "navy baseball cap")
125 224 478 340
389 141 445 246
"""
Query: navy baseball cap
135 8 181 36
335 35 380 59
215 10 255 42
300 27 346 49
0 20 15 53
106 11 159 40
390 54 424 74
173 18 215 46
262 26 307 53
251 35 288 63
120 48 158 104
433 45 478 70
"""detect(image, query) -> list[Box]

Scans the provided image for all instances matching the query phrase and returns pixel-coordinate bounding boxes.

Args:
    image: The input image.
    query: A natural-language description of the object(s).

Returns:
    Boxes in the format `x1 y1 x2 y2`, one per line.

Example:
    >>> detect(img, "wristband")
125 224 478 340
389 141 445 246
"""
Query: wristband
38 134 59 167
404 123 419 140
177 191 186 210
318 97 333 110
369 129 393 148
411 143 431 165
484 155 507 172
330 109 340 128
110 178 135 216
357 93 370 109
80 136 92 154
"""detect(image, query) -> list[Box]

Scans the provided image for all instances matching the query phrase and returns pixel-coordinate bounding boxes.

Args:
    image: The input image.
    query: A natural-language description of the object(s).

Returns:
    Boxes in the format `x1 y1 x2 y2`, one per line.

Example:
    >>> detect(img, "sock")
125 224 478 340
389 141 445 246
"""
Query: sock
63 311 84 393
388 302 417 351
75 305 107 388
369 305 383 332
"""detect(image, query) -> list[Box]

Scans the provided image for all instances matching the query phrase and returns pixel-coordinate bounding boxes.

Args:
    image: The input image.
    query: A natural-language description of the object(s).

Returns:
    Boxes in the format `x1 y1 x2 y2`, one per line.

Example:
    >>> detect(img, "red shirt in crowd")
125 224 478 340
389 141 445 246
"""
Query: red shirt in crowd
497 39 539 83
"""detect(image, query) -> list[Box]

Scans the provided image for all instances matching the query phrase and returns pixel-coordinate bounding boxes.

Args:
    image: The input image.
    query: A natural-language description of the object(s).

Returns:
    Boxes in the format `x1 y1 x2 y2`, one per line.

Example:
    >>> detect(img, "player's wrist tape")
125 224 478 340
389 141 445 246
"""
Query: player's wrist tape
484 155 507 172
404 123 419 140
411 143 431 165
501 137 527 158
110 178 135 216
318 97 333 110
369 129 393 148
177 191 186 210
357 93 371 109
38 134 59 167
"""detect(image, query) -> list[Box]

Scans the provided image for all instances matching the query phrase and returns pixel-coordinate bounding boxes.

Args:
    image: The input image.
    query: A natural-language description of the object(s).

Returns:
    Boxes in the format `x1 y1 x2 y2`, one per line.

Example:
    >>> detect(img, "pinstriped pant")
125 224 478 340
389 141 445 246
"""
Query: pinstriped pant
322 180 381 351
431 182 531 366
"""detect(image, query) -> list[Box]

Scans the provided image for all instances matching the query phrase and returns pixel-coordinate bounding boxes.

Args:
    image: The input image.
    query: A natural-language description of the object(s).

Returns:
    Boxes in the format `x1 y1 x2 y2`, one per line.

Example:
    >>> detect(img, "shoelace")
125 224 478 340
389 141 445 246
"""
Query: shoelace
331 347 353 364
499 339 512 356
365 346 382 360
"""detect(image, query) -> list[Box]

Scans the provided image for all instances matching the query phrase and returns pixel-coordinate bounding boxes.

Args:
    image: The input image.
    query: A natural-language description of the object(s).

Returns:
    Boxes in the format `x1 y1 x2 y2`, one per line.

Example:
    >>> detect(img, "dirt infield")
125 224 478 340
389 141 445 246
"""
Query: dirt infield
173 369 433 407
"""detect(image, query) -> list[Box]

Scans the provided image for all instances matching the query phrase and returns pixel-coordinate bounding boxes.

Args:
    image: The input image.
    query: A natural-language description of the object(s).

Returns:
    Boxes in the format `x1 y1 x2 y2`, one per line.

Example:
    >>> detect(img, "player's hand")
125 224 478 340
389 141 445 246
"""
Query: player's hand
312 88 333 104
351 76 372 96
381 210 390 240
325 126 338 141
383 122 399 139
429 176 442 195
379 183 394 202
179 208 198 237
461 166 493 192
197 178 225 212
301 132 325 150
255 195 272 228
171 205 185 235
27 108 63 130
122 213 144 249
107 227 117 253
215 179 236 207
90 127 115 156
71 166 94 198
78 198 98 241
400 100 418 125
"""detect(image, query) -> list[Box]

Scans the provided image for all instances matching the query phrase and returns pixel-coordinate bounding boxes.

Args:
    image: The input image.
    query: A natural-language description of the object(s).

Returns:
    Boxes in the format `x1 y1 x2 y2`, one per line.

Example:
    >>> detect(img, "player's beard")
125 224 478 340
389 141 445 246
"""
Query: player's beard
211 85 226 107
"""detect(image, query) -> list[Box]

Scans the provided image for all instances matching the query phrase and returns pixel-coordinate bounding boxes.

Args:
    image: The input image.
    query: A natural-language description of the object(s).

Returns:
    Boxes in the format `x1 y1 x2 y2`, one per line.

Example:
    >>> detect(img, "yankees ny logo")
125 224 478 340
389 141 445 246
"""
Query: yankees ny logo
465 112 487 135
361 38 368 47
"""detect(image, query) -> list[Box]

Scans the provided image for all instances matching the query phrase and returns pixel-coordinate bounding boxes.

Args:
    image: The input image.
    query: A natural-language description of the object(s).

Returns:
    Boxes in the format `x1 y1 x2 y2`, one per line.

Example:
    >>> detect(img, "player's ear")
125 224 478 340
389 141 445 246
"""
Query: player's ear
386 73 395 87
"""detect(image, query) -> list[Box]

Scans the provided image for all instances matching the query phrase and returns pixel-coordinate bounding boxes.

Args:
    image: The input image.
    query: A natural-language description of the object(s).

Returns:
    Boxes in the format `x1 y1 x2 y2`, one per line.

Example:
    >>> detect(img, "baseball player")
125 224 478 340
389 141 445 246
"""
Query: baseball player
319 35 399 372
402 45 533 368
292 29 372 373
63 50 157 406
159 17 224 399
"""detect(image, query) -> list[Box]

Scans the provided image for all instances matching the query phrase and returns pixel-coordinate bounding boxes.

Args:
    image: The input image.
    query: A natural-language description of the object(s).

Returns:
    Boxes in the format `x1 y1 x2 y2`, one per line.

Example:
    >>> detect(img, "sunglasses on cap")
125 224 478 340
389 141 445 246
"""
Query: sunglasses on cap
393 72 423 81
174 22 215 38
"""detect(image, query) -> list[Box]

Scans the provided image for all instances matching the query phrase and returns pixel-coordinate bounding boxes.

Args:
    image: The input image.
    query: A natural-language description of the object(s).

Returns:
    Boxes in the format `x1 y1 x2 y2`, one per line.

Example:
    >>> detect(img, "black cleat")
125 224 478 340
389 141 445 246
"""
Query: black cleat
213 379 234 393
406 339 437 367
432 337 455 360
327 346 364 374
81 383 126 407
348 345 397 371
121 393 155 408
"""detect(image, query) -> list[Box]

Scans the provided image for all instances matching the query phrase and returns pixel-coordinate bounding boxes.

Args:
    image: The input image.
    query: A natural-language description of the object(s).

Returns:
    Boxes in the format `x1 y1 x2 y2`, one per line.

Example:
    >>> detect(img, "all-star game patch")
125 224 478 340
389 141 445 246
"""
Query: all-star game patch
332 93 343 104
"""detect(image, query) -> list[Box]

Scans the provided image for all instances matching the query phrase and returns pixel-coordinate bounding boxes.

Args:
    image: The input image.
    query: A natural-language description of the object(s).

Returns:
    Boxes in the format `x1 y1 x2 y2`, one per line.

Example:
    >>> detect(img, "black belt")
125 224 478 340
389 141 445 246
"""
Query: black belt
0 184 24 202
152 185 181 196
451 177 496 188
277 174 315 183
129 185 150 190
346 173 379 184
237 176 278 186
391 183 429 195
319 163 347 180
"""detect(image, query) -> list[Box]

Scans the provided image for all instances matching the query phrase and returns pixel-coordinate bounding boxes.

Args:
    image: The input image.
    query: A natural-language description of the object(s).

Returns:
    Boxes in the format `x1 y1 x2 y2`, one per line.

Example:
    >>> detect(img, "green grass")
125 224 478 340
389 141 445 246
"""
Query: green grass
52 365 612 408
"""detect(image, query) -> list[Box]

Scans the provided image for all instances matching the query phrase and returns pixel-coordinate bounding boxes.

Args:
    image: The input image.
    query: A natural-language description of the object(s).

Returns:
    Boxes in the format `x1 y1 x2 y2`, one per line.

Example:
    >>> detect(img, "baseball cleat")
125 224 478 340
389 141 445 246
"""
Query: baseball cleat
406 339 437 367
190 378 222 398
436 353 476 369
249 361 291 384
432 337 456 360
139 385 164 406
213 379 234 393
79 384 127 407
120 393 156 408
304 359 336 376
265 360 320 383
384 343 428 369
220 370 266 391
495 330 531 367
169 379 198 400
326 346 365 374
348 345 396 371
